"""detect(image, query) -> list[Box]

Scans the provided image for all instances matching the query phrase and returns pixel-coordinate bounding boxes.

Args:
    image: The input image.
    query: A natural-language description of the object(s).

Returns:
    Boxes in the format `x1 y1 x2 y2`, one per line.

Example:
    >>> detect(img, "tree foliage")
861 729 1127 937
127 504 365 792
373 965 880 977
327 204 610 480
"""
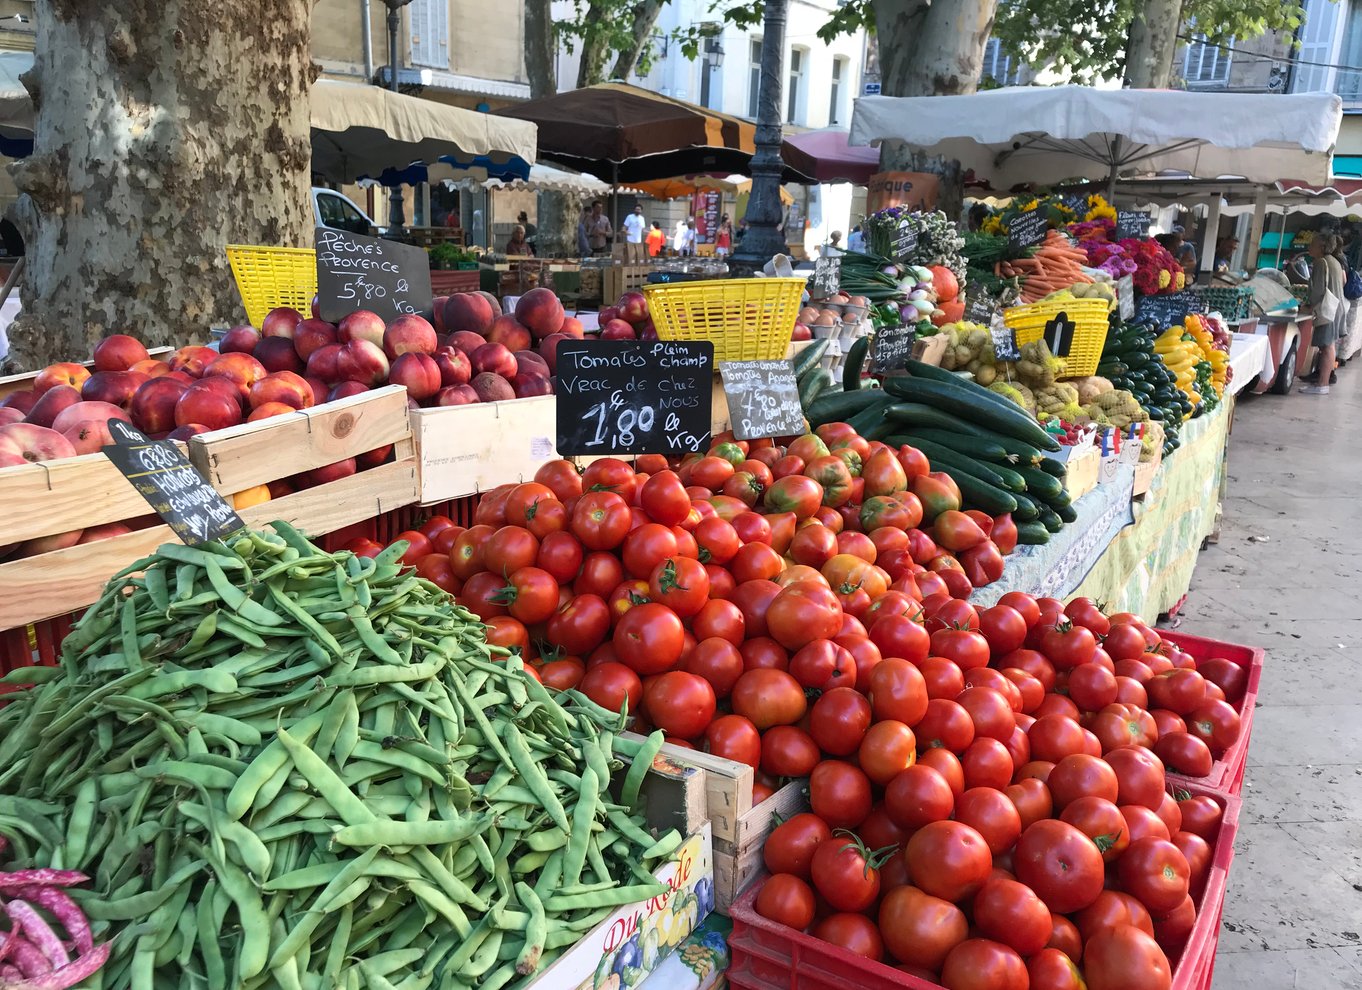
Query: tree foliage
991 0 1307 85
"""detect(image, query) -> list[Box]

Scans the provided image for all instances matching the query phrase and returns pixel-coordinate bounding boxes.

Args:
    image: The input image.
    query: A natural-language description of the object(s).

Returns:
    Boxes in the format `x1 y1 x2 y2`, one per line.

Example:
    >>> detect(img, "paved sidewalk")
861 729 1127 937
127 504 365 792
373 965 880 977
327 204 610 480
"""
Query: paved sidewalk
1173 372 1362 987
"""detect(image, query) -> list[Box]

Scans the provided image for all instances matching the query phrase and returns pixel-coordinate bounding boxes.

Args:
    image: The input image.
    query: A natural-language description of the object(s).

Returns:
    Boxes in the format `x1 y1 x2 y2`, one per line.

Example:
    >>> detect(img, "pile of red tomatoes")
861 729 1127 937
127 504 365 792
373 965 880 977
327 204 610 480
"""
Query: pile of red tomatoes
751 596 1246 990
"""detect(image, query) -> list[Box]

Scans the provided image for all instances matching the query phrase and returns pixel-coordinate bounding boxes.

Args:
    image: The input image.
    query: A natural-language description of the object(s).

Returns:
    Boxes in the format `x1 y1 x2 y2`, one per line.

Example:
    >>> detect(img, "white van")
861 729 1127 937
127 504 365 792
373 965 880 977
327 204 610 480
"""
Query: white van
312 187 375 235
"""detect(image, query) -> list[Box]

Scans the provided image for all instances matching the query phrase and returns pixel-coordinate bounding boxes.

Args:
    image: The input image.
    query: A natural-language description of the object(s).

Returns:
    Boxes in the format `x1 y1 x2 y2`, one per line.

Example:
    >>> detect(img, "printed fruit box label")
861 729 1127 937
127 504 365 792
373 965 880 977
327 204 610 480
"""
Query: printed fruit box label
532 823 714 990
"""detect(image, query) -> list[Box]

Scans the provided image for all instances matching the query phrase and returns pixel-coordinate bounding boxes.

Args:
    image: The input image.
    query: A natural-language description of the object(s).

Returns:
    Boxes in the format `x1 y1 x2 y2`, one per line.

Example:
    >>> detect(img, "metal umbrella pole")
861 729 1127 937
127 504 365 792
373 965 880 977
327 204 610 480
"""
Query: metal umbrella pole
731 0 788 273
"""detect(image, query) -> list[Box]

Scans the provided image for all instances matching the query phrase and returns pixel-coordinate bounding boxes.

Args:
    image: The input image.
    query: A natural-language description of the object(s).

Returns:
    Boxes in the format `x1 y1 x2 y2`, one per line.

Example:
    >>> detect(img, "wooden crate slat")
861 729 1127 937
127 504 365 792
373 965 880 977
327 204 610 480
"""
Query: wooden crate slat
713 782 807 914
623 732 755 845
0 453 152 545
411 395 558 503
0 457 417 630
188 385 411 493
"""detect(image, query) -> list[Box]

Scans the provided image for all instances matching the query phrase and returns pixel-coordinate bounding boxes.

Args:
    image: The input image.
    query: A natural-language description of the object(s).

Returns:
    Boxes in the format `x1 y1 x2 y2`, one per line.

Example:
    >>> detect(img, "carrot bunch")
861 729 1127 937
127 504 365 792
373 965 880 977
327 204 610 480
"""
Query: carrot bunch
995 229 1093 303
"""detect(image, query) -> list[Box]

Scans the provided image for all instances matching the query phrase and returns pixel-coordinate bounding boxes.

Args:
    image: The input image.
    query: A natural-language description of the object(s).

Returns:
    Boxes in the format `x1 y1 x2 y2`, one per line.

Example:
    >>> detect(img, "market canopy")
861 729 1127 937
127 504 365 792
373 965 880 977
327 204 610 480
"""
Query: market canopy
850 86 1342 188
631 175 745 200
781 128 879 184
311 79 537 184
1117 176 1362 218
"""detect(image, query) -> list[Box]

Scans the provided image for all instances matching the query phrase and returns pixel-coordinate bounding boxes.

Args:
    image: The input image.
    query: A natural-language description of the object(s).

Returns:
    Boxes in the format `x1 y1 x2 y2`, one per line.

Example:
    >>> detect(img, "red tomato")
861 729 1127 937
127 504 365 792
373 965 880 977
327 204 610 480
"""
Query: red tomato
954 787 1023 857
546 594 610 656
1027 715 1090 763
1177 795 1223 840
537 657 585 691
877 886 967 972
572 661 640 719
940 938 1029 990
1040 621 1099 669
1154 731 1214 777
809 687 872 756
638 470 691 526
536 531 583 583
766 582 843 651
1118 836 1190 914
730 580 782 639
647 557 710 618
754 874 815 930
482 615 529 657
498 566 559 624
680 638 744 698
460 571 509 620
1047 753 1120 811
836 633 883 692
1014 819 1105 913
788 639 857 692
857 720 917 787
731 669 807 730
392 530 433 566
760 725 821 777
789 525 838 568
905 820 992 902
916 698 975 753
535 460 584 501
811 913 883 963
740 636 789 672
693 517 740 564
1005 777 1053 832
620 524 676 578
729 542 785 583
1075 890 1155 943
613 603 685 675
869 613 930 665
956 686 1015 741
570 491 632 550
1186 699 1241 756
474 486 514 527
808 760 872 829
1105 746 1167 810
1082 925 1172 990
763 812 832 880
996 592 1041 627
573 551 624 599
764 475 823 518
919 655 966 700
885 764 954 829
606 578 651 627
1061 796 1130 863
810 833 882 911
415 554 459 594
1027 947 1086 990
580 457 637 502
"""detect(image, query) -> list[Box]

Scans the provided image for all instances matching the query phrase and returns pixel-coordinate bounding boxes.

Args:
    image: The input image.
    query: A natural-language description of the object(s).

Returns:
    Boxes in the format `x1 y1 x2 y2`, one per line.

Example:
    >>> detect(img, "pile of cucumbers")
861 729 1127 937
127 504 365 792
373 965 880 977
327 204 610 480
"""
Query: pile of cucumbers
1096 317 1186 456
803 358 1073 546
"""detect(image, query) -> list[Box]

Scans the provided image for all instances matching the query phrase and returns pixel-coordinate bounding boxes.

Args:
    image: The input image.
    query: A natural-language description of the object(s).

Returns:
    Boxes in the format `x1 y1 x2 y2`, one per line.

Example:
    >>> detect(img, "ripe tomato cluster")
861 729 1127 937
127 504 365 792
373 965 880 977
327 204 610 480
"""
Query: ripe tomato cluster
752 597 1243 990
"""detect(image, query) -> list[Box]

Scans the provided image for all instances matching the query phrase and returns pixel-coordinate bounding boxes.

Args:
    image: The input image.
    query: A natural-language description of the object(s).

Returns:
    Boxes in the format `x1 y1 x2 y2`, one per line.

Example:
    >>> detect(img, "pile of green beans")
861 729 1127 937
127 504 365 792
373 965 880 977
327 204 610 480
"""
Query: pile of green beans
0 522 679 989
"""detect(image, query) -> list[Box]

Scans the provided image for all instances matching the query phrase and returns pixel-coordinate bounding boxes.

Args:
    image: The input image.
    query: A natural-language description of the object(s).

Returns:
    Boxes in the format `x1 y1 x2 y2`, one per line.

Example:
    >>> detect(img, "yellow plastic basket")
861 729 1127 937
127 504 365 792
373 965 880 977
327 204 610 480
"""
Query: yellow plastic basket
226 245 318 328
643 278 805 362
1003 298 1111 376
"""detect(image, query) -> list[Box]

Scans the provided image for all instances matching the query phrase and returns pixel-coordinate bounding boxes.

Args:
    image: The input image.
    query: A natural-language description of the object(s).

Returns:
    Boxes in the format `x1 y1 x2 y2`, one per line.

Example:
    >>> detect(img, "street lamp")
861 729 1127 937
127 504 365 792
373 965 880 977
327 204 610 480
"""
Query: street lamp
384 0 414 232
731 0 787 272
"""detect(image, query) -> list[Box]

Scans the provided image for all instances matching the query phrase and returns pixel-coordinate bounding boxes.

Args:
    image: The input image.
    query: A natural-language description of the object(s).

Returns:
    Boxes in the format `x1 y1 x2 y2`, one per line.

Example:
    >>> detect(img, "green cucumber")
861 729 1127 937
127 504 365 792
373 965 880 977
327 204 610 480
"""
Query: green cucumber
1016 521 1051 544
884 404 1046 464
1039 508 1064 533
881 376 1060 451
792 339 829 379
1009 492 1040 522
842 337 871 391
798 369 834 409
1054 500 1078 523
889 435 1012 489
806 387 887 425
1014 466 1064 500
892 428 1013 464
1036 456 1067 478
845 395 895 436
930 465 1018 515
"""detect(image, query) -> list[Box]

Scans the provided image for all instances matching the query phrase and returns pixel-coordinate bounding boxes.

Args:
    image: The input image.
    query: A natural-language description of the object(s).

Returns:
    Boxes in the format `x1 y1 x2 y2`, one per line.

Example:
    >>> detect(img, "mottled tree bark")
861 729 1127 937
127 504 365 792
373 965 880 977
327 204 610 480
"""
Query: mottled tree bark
1124 0 1184 88
6 0 316 371
524 0 555 98
575 3 613 88
608 0 667 82
872 0 997 219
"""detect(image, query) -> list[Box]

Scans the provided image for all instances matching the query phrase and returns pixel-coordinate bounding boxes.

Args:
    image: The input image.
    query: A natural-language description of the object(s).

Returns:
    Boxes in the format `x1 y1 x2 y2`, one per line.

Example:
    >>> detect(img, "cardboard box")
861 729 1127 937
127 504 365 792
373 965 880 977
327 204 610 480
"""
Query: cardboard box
1065 446 1101 500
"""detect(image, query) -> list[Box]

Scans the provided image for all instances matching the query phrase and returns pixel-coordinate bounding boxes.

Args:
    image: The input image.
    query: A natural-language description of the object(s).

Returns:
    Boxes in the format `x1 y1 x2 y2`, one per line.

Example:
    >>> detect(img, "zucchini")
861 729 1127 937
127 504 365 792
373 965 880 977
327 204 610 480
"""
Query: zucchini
798 369 834 409
893 428 1013 464
884 403 1045 464
842 336 871 392
1016 521 1051 545
882 376 1061 451
1036 456 1067 478
792 339 829 379
930 465 1018 515
845 395 895 436
1014 465 1064 500
806 387 886 425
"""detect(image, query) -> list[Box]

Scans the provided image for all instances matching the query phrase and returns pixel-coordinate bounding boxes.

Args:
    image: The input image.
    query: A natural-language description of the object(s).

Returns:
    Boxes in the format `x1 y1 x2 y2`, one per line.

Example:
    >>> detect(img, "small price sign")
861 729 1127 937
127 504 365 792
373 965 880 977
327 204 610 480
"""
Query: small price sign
555 340 713 455
720 360 806 440
873 324 917 373
1059 191 1089 214
990 310 1021 362
1115 211 1151 240
103 421 244 546
315 227 434 324
965 293 998 327
1117 274 1135 321
891 225 919 260
811 256 841 299
1044 310 1078 358
1008 210 1048 249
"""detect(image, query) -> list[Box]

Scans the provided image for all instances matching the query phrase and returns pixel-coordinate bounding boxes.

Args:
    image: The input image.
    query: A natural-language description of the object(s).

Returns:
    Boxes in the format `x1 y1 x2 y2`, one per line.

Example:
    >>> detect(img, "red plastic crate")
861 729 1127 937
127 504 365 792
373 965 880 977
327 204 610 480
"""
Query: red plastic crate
728 783 1240 990
1159 630 1264 795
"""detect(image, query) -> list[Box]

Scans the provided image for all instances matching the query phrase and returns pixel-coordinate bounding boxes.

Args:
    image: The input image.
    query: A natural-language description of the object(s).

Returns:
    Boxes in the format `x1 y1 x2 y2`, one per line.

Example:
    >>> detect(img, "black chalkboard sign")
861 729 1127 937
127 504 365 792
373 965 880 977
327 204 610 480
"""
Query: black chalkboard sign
720 360 806 440
965 293 998 326
1115 211 1151 240
1059 192 1089 215
314 227 435 324
990 311 1021 362
891 226 919 260
873 324 916 373
555 340 713 455
1043 311 1078 358
103 421 244 546
1008 210 1048 249
811 257 841 299
1135 290 1205 330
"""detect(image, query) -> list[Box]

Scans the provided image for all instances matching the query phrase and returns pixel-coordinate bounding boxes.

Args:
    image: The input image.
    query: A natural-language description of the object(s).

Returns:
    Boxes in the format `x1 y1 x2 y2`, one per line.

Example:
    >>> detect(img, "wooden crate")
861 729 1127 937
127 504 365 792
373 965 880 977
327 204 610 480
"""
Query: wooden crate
603 265 652 305
410 395 558 504
0 347 174 400
1065 446 1101 500
0 386 417 631
429 270 480 295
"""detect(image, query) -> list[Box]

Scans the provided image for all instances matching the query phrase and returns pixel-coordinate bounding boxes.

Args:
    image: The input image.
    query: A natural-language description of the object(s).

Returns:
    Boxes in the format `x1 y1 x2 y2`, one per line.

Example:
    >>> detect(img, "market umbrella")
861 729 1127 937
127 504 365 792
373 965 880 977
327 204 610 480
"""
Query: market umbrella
850 86 1343 190
632 175 744 201
311 79 537 184
781 128 880 184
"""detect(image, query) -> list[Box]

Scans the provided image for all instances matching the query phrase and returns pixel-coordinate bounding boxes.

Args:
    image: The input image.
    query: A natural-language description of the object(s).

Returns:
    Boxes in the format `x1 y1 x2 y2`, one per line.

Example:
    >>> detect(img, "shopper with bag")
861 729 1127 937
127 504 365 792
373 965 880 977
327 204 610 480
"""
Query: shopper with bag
1304 234 1345 395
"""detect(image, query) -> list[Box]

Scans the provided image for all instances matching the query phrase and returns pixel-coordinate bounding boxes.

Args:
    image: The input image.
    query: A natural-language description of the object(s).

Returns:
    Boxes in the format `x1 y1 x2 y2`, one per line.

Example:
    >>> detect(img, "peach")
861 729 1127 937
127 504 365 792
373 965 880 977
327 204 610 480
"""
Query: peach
388 352 441 402
0 422 78 467
511 373 553 397
81 370 148 409
166 424 210 441
0 408 22 426
220 325 262 354
168 346 218 378
601 319 637 340
306 343 345 384
247 402 296 422
431 296 449 333
249 371 314 411
486 315 532 353
336 339 389 387
262 307 304 338
328 381 369 402
471 372 515 403
356 444 392 469
130 378 190 434
337 310 386 348
52 400 130 435
477 291 503 319
538 333 568 374
294 319 338 361
62 419 116 455
442 292 494 334
253 336 304 374
15 528 84 558
24 385 83 429
383 315 438 359
205 352 267 401
515 287 565 340
78 523 133 544
434 384 479 406
470 342 517 379
34 363 91 395
559 316 585 339
294 457 357 489
433 346 472 388
513 351 549 377
92 334 151 372
618 291 648 324
446 331 487 355
305 376 329 407
175 381 244 431
193 375 245 409
1 390 37 414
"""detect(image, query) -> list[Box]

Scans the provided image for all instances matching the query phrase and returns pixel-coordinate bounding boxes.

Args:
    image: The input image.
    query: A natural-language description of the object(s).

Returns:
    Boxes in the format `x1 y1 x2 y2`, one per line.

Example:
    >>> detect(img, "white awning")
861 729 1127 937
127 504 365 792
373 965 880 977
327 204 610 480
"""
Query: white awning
380 67 531 102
